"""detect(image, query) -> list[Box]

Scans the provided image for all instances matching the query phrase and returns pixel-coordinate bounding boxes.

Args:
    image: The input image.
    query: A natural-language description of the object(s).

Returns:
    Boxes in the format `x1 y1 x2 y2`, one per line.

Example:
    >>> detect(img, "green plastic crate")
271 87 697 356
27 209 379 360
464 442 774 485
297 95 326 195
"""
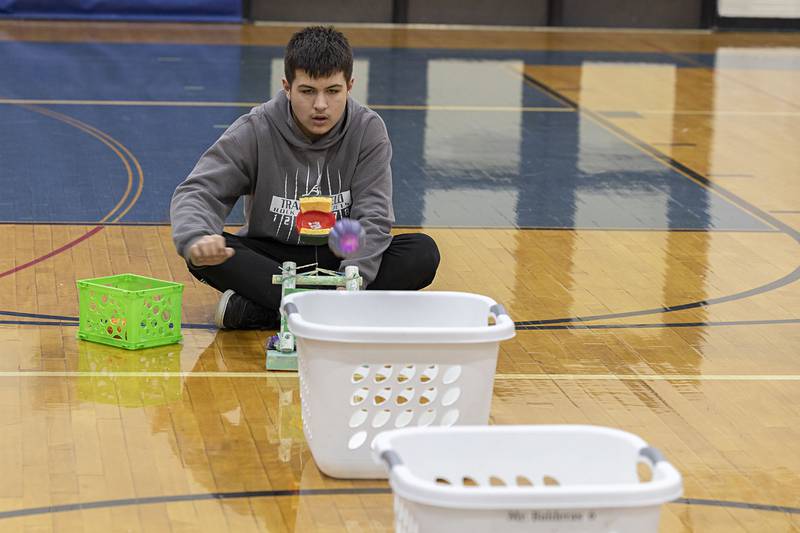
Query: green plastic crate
77 273 184 350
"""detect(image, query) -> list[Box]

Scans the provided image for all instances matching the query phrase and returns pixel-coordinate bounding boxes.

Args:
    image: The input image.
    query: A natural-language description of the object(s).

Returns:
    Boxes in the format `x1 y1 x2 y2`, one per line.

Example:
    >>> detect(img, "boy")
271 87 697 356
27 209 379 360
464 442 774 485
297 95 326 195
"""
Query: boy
170 26 440 329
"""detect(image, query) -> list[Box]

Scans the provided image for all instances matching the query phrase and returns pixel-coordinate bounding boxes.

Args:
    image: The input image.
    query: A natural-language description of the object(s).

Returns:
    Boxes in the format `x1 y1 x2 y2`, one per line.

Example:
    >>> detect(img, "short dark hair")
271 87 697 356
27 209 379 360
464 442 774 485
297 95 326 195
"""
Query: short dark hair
284 26 353 86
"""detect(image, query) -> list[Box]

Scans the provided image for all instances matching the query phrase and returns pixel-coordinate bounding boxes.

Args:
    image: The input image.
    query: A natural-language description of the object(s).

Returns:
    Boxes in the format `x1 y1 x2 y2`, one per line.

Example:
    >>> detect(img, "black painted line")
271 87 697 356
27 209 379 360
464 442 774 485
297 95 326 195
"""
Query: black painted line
0 310 77 321
0 489 797 521
0 488 392 520
519 71 800 325
516 319 800 330
676 497 800 515
0 317 214 330
2 314 798 332
651 142 696 147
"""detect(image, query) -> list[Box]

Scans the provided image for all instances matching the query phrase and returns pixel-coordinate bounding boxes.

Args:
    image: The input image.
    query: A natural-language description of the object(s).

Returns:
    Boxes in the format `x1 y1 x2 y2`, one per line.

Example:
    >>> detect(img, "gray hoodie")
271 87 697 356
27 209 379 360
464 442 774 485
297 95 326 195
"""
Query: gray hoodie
170 91 394 285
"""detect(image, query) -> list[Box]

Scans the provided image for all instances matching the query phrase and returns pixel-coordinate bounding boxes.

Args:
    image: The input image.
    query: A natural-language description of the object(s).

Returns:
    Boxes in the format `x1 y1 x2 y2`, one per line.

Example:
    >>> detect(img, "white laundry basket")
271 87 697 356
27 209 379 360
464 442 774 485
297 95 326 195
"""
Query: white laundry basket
281 291 515 479
372 425 683 533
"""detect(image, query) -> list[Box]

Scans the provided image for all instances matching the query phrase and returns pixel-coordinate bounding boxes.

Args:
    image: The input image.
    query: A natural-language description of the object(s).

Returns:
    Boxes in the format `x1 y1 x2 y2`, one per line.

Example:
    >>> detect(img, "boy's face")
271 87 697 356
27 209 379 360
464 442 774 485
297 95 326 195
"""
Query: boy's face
283 70 353 141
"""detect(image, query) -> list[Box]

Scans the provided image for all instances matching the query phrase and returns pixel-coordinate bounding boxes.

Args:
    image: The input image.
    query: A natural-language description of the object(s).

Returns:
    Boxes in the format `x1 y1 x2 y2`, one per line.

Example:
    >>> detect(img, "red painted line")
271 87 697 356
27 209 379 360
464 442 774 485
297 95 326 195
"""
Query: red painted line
0 226 104 279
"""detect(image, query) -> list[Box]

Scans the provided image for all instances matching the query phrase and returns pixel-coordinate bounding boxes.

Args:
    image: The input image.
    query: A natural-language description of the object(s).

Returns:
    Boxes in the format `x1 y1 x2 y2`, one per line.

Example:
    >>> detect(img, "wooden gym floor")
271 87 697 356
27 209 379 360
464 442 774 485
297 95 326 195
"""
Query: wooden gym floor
0 20 799 532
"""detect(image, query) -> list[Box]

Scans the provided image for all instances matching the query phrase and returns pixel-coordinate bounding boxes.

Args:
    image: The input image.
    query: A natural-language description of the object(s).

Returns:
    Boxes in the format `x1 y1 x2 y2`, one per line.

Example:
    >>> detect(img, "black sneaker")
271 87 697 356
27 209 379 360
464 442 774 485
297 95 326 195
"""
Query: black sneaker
214 290 279 330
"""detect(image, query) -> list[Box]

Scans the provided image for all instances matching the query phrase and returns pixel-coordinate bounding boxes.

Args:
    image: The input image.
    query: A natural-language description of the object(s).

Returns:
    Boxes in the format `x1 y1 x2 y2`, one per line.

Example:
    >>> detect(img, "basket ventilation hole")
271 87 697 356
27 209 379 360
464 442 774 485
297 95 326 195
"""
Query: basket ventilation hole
516 476 534 486
350 388 370 406
442 365 462 385
441 409 460 427
462 476 479 487
348 409 368 428
637 462 653 483
543 475 560 486
435 477 451 485
417 409 437 427
489 476 506 486
420 365 438 383
441 387 461 406
374 365 393 383
395 387 415 405
488 315 496 326
419 387 438 405
395 410 414 428
351 365 370 383
162 311 171 321
373 387 392 405
397 365 416 383
348 431 367 450
372 409 391 428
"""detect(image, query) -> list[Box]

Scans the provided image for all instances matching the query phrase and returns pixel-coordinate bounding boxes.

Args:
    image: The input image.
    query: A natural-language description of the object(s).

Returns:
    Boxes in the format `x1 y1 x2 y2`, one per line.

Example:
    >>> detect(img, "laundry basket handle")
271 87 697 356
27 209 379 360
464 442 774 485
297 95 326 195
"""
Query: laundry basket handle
639 446 664 464
283 302 299 315
490 303 512 324
380 450 403 471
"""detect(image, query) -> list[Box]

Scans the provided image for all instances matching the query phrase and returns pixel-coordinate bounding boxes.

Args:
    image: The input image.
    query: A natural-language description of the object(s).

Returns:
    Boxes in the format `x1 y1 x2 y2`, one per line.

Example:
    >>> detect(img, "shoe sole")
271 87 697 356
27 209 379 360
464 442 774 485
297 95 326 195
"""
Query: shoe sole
215 289 236 329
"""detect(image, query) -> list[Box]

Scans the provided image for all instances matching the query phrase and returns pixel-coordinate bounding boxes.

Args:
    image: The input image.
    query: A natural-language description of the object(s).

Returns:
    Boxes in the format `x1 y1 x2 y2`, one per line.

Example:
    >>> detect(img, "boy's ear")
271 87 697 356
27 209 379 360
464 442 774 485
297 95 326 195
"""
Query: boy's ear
282 78 291 98
347 78 354 92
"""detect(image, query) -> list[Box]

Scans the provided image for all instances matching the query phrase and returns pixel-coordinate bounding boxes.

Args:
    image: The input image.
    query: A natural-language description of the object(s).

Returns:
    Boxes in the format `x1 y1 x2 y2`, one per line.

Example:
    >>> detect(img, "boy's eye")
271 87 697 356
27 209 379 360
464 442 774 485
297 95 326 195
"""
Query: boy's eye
327 89 340 94
301 89 314 95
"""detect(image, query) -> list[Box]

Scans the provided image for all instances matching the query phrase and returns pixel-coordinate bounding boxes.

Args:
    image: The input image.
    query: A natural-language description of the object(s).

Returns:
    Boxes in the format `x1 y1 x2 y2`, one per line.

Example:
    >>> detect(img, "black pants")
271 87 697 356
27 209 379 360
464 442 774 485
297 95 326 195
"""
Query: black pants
188 232 440 311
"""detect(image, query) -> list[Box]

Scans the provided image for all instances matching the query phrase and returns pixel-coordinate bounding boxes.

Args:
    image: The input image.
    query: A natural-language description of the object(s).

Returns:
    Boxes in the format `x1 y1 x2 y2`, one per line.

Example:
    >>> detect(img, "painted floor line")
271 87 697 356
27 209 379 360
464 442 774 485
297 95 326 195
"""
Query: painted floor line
0 371 798 381
0 98 570 112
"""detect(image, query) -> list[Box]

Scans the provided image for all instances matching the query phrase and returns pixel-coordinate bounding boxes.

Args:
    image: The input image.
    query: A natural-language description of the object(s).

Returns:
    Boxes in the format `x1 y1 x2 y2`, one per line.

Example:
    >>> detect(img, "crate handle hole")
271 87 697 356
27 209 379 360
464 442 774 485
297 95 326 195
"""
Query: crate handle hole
462 476 479 487
435 477 451 485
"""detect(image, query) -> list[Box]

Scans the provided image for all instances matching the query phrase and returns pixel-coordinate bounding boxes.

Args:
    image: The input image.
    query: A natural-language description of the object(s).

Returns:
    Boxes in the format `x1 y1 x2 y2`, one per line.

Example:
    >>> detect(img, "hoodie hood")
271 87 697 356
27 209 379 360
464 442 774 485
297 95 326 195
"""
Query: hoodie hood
264 90 352 151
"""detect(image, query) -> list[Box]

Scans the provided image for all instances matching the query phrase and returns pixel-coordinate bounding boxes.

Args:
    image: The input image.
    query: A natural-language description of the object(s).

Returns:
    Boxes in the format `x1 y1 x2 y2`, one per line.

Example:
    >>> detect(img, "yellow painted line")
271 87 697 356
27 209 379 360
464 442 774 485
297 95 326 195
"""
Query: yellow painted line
0 98 574 113
5 99 796 116
1 371 799 381
635 110 800 117
22 105 144 222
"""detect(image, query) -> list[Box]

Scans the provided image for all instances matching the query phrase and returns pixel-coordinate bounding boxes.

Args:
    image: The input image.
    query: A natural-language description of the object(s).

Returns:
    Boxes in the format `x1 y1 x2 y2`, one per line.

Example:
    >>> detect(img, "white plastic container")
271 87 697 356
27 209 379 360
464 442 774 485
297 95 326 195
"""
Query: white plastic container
282 291 515 479
373 425 682 533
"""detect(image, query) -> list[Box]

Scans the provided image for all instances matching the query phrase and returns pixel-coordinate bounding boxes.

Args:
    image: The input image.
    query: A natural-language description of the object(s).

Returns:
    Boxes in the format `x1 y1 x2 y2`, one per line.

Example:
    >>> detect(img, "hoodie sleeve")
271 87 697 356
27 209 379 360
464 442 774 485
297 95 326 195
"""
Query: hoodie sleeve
170 119 256 262
339 116 395 286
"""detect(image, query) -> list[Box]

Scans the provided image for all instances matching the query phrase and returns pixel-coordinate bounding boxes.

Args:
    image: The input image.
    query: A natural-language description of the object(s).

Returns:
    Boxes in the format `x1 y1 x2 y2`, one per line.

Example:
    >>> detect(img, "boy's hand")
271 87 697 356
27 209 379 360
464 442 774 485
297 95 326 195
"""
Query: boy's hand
188 235 235 266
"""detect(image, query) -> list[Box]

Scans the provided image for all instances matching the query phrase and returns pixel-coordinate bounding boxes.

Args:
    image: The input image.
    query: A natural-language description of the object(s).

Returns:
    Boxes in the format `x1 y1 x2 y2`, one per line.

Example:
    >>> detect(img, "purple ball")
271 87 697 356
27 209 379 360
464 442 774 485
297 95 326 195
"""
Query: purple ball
329 218 366 258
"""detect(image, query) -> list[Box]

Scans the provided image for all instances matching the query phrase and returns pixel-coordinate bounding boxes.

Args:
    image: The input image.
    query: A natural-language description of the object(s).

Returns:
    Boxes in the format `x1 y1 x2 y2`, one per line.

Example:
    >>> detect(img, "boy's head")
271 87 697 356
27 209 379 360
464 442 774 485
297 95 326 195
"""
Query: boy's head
283 26 354 141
